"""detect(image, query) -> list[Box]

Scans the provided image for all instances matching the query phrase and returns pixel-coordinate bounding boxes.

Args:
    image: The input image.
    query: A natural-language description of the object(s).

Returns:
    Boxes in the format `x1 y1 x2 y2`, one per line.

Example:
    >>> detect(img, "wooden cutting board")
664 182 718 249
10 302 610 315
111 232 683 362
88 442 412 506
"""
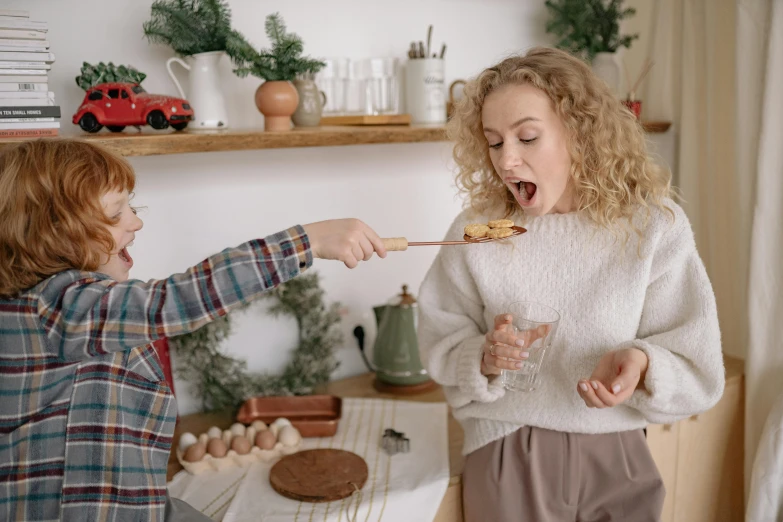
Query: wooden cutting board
269 449 368 502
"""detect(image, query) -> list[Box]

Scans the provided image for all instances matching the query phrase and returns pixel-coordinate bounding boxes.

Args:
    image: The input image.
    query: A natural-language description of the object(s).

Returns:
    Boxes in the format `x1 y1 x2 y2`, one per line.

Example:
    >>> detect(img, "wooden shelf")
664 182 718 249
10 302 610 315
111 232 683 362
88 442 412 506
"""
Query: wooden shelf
643 121 672 133
0 125 448 157
0 121 670 157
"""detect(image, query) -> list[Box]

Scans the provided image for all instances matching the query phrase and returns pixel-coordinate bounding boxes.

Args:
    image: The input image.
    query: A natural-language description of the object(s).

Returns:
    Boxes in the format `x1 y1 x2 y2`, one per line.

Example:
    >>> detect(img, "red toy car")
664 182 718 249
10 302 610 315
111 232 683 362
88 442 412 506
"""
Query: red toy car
72 82 194 133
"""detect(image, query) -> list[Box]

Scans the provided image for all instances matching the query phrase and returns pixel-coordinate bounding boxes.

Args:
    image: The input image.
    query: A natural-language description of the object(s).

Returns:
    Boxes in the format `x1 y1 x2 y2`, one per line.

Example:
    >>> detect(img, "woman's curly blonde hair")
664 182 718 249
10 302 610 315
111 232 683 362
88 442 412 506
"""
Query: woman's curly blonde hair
0 139 135 298
448 46 672 234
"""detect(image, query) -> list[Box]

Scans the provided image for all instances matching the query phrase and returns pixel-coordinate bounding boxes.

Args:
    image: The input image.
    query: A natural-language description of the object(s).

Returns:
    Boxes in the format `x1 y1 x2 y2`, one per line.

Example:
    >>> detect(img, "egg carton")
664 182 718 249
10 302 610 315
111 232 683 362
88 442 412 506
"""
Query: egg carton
176 418 302 475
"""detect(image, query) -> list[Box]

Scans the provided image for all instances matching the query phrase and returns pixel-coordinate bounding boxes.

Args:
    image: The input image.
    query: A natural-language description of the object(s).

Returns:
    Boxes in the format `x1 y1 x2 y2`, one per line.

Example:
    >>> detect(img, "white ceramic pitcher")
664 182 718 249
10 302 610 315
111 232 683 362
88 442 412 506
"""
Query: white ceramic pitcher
591 52 621 96
166 50 229 130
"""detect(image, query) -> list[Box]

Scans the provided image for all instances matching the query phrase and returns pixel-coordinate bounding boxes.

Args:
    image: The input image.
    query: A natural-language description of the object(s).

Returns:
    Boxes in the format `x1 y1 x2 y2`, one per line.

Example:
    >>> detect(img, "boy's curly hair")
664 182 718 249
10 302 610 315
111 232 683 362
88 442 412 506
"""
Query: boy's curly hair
0 139 135 298
448 46 672 233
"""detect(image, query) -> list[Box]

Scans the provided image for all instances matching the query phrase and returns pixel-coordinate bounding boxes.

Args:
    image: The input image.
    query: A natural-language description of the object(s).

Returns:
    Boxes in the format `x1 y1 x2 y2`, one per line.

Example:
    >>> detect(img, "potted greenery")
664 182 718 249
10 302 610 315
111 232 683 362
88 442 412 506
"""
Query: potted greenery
227 13 325 131
143 0 243 130
544 0 638 94
143 0 237 56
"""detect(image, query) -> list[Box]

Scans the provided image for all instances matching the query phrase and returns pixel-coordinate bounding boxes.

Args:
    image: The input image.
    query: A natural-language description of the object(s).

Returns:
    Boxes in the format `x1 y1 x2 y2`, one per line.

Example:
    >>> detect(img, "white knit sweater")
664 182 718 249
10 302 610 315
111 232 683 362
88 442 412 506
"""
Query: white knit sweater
417 199 725 456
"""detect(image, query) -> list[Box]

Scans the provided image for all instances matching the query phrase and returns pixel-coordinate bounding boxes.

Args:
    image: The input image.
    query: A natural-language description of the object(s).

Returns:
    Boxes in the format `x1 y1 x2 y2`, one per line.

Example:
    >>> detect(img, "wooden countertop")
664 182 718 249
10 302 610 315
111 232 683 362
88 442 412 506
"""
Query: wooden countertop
167 352 742 485
320 374 465 484
167 372 464 485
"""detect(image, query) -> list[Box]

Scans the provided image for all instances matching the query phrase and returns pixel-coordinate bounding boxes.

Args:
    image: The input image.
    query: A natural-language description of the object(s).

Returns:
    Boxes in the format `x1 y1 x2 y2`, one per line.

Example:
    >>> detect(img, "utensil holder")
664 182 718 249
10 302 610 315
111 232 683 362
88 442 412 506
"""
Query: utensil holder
405 58 446 124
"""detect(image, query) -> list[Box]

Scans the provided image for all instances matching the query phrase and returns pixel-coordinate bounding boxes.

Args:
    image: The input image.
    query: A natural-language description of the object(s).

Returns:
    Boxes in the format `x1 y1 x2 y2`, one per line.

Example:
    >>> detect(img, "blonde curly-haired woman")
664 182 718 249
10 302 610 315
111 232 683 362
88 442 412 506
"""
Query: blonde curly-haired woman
418 47 724 521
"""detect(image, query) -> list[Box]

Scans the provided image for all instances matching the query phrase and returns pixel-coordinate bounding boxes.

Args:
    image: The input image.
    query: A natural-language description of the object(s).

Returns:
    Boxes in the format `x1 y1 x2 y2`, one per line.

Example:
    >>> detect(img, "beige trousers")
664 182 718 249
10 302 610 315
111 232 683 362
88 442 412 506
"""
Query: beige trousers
462 426 665 522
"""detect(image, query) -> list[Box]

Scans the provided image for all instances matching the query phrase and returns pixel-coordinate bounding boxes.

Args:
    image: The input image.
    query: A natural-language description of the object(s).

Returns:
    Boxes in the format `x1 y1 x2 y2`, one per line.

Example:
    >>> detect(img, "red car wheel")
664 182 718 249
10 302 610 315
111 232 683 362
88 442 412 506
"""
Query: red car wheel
146 110 169 130
78 113 103 133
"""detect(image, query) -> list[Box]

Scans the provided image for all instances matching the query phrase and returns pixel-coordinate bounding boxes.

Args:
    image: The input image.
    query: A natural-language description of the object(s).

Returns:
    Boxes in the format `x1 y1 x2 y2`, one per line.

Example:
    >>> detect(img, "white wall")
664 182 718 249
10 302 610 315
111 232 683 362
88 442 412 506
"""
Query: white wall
11 1 670 415
9 0 550 414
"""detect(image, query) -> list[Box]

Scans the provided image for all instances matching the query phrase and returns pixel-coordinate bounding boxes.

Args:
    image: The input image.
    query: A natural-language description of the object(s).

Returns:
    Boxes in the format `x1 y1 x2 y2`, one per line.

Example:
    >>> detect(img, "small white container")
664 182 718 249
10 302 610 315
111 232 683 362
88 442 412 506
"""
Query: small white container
405 58 446 124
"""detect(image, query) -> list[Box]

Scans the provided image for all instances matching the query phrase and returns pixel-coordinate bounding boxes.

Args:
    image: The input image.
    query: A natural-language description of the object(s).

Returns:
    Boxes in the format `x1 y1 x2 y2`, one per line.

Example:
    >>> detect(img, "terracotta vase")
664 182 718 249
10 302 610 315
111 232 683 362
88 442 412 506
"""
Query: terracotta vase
255 81 299 131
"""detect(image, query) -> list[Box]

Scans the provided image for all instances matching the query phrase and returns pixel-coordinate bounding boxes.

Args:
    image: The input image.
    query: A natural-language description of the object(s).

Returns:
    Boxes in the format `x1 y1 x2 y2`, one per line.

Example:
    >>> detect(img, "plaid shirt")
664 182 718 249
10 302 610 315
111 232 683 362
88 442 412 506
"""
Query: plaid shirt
0 226 311 521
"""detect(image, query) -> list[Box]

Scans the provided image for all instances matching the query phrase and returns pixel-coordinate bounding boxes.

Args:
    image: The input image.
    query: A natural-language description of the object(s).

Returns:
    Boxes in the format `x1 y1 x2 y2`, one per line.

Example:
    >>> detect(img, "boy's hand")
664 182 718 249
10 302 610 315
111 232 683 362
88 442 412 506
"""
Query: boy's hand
303 219 387 268
577 347 648 408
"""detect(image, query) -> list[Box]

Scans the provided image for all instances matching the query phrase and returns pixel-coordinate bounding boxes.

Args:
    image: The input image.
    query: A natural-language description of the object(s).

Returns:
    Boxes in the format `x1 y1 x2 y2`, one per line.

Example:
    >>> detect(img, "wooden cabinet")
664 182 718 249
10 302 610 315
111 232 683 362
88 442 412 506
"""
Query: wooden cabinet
647 422 681 521
647 355 745 522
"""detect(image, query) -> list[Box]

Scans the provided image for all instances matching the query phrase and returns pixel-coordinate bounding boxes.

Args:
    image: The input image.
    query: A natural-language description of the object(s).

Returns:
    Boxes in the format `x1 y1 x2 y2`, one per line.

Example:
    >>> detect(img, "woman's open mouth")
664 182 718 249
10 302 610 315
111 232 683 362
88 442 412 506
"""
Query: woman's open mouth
514 180 537 207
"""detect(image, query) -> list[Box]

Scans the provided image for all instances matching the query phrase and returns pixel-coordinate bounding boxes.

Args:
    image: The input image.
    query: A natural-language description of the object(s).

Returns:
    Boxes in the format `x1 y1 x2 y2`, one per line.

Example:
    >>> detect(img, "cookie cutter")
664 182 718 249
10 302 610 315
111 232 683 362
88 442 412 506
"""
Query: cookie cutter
381 428 410 455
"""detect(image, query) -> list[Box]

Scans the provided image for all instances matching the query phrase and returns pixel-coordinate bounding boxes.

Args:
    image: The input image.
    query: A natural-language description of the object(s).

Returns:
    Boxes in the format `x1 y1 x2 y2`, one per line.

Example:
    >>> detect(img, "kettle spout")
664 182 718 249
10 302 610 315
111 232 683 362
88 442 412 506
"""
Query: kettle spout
373 305 387 327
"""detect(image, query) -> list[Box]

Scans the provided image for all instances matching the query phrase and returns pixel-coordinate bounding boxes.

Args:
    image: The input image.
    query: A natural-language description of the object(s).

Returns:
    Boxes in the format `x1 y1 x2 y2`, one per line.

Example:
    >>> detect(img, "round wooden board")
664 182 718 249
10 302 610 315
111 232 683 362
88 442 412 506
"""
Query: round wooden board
269 449 368 503
372 377 439 395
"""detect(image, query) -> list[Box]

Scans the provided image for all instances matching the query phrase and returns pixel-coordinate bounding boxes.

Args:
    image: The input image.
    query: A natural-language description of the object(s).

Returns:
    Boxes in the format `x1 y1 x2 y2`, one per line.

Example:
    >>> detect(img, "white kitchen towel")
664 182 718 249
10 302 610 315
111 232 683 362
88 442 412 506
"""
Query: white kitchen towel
168 465 249 521
168 398 450 522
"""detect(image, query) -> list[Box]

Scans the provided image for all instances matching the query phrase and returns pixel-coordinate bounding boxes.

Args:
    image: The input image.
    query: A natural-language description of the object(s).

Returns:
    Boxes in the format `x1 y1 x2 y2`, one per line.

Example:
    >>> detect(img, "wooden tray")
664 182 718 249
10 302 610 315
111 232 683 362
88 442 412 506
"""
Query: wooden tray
319 114 411 126
236 395 342 437
270 449 368 502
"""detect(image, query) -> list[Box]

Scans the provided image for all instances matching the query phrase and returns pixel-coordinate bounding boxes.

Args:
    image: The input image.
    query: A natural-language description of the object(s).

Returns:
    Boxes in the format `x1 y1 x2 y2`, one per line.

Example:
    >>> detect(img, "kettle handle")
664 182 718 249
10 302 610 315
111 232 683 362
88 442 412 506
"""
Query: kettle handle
353 326 376 372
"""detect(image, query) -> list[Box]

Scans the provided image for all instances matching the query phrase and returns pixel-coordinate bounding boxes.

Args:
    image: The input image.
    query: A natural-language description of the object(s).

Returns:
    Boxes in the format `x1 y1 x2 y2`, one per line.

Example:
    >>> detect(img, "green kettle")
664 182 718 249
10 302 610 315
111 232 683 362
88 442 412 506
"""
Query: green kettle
354 285 431 387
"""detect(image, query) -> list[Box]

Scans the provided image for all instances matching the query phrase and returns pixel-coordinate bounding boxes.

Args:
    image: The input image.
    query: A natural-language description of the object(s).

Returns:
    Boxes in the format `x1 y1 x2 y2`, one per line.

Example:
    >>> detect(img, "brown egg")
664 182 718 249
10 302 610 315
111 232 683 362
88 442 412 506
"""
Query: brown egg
255 429 277 450
183 442 207 462
231 435 251 455
206 437 228 458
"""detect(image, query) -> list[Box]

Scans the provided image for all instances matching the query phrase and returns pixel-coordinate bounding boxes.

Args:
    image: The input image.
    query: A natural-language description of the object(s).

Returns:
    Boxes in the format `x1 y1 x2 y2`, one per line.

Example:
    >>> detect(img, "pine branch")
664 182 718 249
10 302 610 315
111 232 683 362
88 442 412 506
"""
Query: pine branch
144 4 203 55
264 13 287 46
199 0 231 51
225 30 259 61
226 12 324 82
545 0 638 60
143 0 236 56
298 57 327 75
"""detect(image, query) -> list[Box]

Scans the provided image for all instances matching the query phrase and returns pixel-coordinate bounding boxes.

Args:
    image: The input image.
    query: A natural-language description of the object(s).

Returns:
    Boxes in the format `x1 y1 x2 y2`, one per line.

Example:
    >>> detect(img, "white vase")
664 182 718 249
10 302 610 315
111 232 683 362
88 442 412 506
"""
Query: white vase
591 52 621 96
166 50 229 130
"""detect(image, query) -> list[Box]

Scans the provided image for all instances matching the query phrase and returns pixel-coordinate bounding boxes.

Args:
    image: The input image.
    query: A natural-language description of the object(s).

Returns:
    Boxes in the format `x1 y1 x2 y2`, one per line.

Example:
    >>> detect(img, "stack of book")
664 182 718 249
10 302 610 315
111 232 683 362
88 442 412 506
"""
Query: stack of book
0 8 59 138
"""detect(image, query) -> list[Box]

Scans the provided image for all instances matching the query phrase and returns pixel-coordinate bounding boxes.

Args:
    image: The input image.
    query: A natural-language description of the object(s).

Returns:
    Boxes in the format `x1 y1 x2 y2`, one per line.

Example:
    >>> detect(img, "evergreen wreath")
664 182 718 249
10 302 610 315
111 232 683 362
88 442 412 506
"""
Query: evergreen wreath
170 271 341 413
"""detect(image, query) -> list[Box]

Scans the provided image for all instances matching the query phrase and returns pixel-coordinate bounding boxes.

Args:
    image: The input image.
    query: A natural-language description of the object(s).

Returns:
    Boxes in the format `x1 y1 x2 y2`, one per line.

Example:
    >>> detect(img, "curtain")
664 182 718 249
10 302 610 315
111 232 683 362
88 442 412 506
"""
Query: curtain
743 0 783 512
